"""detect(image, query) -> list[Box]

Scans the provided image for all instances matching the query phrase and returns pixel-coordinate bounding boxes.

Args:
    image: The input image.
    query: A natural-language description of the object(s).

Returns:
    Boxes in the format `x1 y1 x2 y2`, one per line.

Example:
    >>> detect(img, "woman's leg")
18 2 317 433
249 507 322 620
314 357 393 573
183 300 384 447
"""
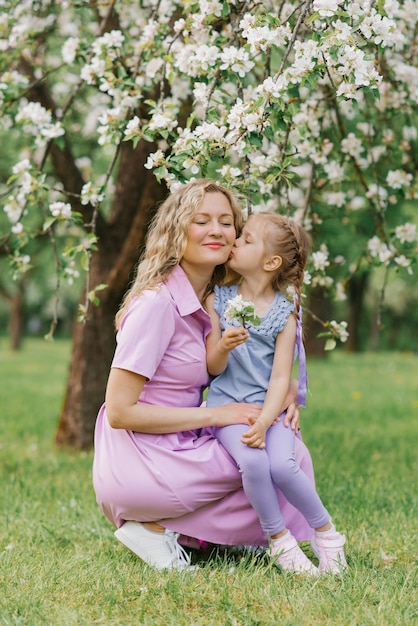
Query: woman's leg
214 424 285 536
266 420 330 529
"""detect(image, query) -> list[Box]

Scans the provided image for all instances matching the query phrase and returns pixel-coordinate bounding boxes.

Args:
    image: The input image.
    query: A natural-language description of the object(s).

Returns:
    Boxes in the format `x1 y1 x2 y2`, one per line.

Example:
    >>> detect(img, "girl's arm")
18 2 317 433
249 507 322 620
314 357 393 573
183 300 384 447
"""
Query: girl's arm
105 366 261 432
205 292 248 376
241 314 297 448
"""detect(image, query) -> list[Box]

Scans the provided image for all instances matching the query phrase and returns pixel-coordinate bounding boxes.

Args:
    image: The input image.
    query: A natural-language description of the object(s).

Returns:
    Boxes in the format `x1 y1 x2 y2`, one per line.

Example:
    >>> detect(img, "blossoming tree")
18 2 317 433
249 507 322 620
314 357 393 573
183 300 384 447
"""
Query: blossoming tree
0 0 417 447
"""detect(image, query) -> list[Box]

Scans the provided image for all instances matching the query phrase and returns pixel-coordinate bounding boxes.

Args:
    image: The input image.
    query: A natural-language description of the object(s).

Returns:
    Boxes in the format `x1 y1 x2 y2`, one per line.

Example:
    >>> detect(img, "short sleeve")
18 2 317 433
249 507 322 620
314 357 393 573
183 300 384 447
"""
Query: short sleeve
269 296 295 336
111 289 175 380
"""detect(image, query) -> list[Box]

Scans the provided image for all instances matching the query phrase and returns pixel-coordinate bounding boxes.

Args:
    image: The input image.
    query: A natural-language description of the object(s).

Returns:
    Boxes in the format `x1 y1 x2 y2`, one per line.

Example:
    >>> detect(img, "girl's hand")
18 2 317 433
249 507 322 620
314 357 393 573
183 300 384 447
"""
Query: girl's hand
240 417 268 449
212 403 261 427
221 326 249 351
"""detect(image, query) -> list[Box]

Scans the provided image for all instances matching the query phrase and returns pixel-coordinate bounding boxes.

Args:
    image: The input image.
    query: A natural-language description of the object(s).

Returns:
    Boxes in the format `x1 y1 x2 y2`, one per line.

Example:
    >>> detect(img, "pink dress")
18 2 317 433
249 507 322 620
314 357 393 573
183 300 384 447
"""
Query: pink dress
93 265 314 546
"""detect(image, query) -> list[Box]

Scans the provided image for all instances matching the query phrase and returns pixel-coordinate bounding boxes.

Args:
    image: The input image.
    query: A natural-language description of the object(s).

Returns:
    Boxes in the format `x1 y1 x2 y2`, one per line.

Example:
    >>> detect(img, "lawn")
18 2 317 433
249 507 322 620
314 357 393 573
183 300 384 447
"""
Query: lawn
0 338 417 625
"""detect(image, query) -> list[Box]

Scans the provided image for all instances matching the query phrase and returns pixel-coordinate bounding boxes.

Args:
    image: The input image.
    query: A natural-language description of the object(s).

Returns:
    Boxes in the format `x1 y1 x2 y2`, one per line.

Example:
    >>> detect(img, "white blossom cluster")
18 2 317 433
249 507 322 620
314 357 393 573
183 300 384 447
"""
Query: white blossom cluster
0 0 417 339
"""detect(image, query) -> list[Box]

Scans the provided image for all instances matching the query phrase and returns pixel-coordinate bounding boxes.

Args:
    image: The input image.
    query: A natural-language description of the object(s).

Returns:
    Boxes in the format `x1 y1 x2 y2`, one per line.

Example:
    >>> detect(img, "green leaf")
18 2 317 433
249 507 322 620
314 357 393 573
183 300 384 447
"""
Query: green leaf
42 217 56 231
324 338 337 351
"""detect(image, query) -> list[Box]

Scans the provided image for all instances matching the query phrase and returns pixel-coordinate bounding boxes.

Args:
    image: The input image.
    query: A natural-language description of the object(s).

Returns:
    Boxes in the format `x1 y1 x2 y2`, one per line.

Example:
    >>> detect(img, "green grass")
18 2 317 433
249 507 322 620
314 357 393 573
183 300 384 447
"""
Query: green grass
0 338 417 625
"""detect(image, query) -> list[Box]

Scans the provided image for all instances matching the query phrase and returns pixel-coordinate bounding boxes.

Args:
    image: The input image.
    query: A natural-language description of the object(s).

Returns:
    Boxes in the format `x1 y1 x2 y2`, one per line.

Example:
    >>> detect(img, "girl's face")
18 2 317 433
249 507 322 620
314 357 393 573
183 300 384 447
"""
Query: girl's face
228 217 268 275
181 191 236 271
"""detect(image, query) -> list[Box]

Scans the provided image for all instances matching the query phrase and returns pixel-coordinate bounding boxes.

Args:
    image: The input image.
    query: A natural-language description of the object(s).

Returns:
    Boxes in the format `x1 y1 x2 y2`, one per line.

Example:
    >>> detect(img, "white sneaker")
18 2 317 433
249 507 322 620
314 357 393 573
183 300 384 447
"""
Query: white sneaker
269 531 319 576
311 531 348 575
114 521 194 571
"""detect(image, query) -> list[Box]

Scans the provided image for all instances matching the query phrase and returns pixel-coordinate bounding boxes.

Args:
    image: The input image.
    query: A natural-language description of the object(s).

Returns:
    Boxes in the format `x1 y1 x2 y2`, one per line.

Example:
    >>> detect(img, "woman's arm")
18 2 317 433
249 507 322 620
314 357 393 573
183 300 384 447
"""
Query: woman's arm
241 315 297 448
206 292 249 376
105 367 261 432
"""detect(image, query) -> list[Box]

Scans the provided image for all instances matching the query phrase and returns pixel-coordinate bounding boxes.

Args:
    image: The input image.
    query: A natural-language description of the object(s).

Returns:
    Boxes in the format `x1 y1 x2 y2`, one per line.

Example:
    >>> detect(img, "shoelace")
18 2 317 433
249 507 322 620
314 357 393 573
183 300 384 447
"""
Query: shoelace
164 531 192 569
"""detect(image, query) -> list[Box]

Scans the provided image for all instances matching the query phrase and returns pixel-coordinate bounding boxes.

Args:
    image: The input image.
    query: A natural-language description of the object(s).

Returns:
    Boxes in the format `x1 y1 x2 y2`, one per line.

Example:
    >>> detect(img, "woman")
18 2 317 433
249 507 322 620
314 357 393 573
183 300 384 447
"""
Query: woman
92 180 315 571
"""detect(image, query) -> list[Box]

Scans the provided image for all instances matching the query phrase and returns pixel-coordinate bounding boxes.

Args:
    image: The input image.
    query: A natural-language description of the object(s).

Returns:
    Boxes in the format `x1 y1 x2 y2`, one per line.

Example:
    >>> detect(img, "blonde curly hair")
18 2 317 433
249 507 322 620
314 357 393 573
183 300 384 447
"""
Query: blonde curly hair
115 179 243 329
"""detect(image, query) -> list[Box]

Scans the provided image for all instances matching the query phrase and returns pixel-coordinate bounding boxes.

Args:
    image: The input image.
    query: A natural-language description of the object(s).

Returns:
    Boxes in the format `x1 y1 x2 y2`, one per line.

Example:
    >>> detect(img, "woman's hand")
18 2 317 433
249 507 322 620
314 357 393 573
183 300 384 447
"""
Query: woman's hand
281 378 301 432
212 403 262 428
282 401 300 432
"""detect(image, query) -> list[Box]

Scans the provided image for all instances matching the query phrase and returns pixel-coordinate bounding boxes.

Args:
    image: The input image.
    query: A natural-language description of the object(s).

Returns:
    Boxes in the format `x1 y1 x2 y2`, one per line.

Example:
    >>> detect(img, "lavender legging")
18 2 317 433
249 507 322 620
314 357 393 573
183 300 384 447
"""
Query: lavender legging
214 418 330 537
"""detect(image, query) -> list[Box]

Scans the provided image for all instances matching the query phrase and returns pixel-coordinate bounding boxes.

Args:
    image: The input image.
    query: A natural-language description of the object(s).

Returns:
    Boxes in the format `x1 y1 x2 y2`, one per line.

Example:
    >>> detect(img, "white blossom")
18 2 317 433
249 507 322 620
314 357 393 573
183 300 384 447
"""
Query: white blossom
394 254 411 269
81 182 105 206
49 202 72 219
335 282 347 301
367 236 394 264
12 159 31 175
312 246 330 271
395 223 416 244
313 0 344 18
62 37 79 64
386 169 413 189
341 133 364 159
329 320 349 342
219 47 254 78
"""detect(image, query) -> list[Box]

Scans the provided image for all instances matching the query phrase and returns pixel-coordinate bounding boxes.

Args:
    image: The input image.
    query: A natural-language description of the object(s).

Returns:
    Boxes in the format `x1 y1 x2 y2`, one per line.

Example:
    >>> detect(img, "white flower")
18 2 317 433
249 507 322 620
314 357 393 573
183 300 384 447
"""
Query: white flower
12 159 31 175
148 113 178 132
368 236 394 264
219 47 254 78
312 246 330 271
341 132 364 159
144 149 165 170
395 223 416 244
394 255 411 268
329 320 349 342
323 160 344 182
62 37 79 64
145 57 164 79
335 282 347 302
199 0 223 17
124 116 141 136
4 201 20 224
16 101 51 126
81 182 104 206
41 122 65 140
194 45 219 72
313 0 344 17
386 169 413 189
49 201 72 219
324 191 346 208
402 126 417 141
225 295 261 327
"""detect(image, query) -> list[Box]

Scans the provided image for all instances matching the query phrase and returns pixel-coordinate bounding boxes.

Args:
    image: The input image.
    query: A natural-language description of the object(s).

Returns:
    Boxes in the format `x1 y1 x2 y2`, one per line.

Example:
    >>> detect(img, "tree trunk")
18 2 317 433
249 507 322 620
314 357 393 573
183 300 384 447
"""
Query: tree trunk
9 288 25 351
55 142 166 449
345 271 369 352
0 278 26 351
304 286 332 358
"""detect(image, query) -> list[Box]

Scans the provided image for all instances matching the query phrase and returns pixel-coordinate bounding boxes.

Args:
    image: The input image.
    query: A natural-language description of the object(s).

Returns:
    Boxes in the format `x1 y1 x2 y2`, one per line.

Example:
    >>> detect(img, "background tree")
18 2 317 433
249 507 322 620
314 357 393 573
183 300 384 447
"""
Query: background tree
0 0 417 448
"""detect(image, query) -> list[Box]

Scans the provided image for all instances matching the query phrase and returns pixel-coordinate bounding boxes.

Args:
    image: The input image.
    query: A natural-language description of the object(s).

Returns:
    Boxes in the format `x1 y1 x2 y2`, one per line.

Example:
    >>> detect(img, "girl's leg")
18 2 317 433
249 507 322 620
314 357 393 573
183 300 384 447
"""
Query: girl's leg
266 420 330 530
214 425 285 536
215 424 321 576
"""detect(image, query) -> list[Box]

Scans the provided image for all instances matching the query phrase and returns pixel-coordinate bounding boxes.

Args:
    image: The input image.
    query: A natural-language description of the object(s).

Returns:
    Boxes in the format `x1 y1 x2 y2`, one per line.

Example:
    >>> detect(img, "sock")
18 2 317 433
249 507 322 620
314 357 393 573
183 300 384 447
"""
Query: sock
271 530 291 545
315 522 336 536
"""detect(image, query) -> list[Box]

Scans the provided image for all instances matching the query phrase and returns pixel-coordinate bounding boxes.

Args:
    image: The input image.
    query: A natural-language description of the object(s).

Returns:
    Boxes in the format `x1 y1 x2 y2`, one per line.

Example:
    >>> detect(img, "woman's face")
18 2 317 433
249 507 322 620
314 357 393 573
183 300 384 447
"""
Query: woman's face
181 191 236 271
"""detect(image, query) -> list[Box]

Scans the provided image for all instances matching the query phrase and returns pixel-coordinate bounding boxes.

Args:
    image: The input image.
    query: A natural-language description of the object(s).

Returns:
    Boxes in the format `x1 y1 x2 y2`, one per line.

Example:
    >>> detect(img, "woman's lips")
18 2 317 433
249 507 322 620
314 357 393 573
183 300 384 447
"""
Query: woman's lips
203 242 225 249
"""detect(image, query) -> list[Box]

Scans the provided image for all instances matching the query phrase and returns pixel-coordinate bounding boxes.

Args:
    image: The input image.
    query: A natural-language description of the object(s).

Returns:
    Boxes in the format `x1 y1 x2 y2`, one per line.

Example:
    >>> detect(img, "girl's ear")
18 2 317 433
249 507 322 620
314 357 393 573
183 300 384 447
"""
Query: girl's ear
264 255 282 272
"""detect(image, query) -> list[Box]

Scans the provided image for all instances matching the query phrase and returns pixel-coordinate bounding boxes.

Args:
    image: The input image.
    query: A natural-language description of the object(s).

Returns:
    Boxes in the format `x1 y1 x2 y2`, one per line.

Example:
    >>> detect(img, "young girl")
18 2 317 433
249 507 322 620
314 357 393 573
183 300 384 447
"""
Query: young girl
205 212 347 575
